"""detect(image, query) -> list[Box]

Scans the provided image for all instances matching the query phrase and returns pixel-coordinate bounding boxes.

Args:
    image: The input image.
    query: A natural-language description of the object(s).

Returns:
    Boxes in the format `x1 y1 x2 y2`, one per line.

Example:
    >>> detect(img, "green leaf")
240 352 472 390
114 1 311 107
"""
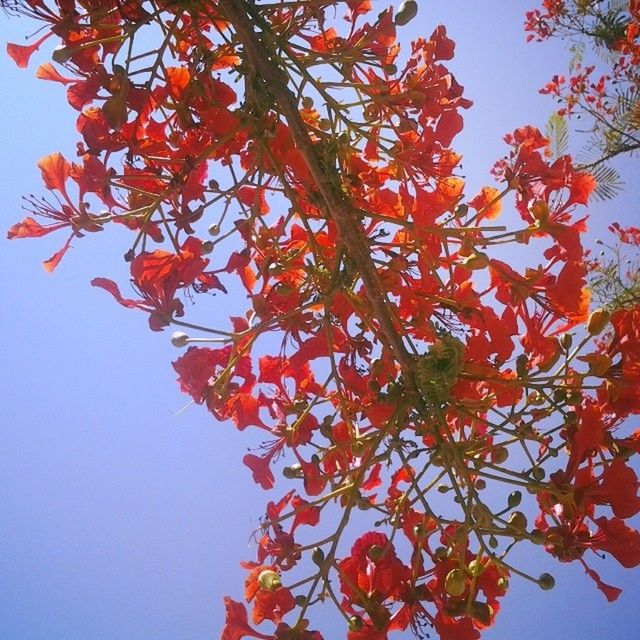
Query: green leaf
545 112 569 160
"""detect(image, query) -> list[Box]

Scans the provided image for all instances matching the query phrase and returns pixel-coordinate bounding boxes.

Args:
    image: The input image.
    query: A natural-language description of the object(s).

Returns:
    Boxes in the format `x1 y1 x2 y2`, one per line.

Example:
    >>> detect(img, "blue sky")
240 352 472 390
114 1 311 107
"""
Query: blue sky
1 2 638 639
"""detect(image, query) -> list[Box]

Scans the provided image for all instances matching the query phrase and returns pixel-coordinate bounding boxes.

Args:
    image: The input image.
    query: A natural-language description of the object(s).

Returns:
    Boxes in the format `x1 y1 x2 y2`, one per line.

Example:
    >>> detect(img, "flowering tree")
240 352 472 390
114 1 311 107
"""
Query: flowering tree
4 2 640 640
526 0 639 198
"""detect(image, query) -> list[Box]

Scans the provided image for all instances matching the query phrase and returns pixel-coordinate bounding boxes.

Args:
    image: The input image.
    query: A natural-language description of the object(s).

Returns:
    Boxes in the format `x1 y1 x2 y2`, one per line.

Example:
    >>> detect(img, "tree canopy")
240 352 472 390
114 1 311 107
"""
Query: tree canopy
4 2 640 639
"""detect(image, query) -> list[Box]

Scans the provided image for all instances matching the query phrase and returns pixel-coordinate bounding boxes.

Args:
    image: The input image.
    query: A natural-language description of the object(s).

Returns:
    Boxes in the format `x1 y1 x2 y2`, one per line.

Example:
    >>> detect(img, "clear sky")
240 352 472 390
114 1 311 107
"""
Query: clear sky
0 2 638 639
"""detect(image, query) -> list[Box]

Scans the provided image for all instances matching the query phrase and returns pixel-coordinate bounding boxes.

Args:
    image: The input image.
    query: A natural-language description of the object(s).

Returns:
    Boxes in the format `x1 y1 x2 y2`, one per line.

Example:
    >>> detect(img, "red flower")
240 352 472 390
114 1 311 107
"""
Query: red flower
339 532 410 603
172 346 232 404
93 238 223 331
592 517 640 568
221 598 269 640
244 565 296 625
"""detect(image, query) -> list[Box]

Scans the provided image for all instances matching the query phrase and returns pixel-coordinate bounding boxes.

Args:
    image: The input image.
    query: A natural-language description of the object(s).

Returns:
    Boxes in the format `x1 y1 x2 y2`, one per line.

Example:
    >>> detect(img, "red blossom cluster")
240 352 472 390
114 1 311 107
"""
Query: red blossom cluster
5 1 640 639
525 0 640 167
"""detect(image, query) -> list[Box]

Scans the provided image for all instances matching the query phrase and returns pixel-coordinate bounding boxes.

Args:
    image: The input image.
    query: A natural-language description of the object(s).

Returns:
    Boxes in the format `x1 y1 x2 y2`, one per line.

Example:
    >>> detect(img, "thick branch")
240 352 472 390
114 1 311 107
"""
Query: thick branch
217 0 415 377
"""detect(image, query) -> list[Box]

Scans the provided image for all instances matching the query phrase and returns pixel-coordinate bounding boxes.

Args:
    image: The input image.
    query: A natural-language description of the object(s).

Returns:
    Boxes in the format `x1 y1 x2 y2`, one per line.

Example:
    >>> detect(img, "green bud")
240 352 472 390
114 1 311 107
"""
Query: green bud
471 601 492 625
507 490 522 508
311 547 325 567
258 569 281 591
531 466 546 481
348 616 364 631
445 568 467 597
434 546 448 561
367 545 385 561
282 464 302 479
491 446 509 464
394 0 418 26
507 511 527 531
560 333 573 350
171 332 189 348
468 559 485 577
538 573 556 590
52 45 73 64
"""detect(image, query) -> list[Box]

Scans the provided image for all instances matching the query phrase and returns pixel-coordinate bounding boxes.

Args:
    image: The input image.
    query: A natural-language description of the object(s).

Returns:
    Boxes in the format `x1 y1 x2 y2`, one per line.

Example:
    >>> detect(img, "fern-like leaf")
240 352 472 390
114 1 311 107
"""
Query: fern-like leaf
590 163 624 201
545 112 570 159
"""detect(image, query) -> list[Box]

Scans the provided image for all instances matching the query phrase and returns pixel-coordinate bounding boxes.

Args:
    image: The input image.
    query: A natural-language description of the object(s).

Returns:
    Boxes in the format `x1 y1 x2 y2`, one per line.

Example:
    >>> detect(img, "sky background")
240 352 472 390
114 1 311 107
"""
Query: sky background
1 1 638 639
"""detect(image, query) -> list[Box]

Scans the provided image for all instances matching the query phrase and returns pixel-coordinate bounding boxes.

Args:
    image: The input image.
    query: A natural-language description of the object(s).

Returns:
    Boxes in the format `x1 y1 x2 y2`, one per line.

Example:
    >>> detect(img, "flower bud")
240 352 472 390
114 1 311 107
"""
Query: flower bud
491 446 509 464
538 573 555 590
171 332 190 348
311 547 325 567
587 308 610 335
258 569 281 591
282 464 302 479
445 568 467 597
471 601 492 624
468 559 485 577
507 511 527 531
462 252 490 270
507 490 522 508
530 466 545 481
560 333 573 350
52 45 73 64
348 616 364 631
394 0 418 26
367 545 385 561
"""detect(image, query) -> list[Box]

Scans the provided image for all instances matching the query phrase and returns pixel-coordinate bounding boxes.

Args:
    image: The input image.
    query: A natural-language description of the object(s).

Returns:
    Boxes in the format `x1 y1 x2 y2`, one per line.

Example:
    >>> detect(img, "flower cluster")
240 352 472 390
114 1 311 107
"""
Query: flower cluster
6 1 640 639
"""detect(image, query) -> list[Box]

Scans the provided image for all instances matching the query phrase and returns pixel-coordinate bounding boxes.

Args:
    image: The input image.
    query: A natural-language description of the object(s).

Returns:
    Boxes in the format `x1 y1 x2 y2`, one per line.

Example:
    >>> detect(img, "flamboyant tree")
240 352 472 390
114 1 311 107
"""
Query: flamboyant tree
4 1 640 639
526 0 639 198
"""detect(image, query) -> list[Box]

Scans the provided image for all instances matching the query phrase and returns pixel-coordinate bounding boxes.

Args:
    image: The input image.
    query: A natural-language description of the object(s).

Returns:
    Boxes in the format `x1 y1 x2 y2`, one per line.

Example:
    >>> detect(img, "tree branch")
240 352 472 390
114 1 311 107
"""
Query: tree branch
217 0 416 377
